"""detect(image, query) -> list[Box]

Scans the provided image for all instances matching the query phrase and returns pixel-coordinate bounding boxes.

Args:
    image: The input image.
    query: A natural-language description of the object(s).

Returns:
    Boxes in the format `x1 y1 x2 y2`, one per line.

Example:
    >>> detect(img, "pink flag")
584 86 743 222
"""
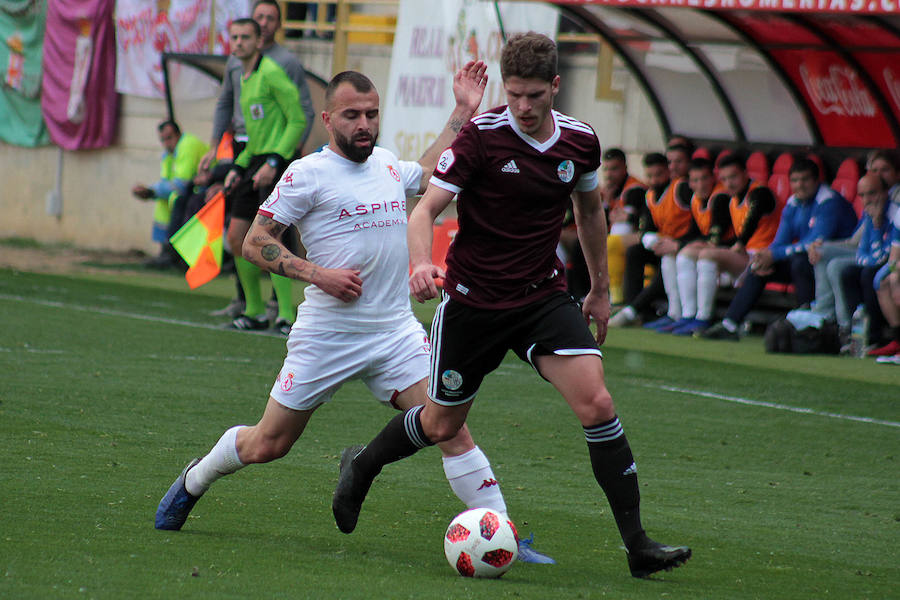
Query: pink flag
41 0 118 150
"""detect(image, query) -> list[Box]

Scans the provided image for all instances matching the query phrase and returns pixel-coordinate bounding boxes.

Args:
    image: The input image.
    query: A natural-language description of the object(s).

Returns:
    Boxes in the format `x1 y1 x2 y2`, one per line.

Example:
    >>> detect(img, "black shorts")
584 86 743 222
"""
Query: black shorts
427 290 602 405
227 155 287 221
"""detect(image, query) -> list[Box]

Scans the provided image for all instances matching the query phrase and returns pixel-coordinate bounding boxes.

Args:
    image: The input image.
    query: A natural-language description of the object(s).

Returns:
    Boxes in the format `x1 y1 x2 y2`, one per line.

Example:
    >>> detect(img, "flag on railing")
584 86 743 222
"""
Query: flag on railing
170 190 225 289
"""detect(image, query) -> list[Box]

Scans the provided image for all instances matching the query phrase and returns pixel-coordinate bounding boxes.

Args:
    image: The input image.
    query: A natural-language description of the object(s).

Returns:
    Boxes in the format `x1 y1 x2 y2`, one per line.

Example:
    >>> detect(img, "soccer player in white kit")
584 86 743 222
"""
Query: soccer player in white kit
155 63 553 563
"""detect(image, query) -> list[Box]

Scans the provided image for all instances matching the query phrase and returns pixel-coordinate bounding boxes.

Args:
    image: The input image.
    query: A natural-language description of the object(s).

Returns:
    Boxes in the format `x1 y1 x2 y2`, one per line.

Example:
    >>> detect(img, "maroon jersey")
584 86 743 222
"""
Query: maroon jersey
429 106 602 309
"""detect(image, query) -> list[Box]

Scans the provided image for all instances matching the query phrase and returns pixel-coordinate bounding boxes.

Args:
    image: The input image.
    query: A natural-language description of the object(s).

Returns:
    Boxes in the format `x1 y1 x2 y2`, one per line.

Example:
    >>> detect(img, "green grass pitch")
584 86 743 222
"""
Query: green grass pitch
1 267 897 599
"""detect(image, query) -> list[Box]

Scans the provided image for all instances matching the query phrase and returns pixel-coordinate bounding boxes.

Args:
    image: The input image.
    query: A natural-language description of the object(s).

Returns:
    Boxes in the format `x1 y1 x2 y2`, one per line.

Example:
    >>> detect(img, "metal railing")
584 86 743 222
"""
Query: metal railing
279 0 399 74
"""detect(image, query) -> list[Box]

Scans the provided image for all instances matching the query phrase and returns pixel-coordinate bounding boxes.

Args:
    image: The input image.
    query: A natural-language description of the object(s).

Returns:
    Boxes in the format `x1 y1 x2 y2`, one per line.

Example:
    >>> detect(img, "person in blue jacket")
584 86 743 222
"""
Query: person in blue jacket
703 158 858 340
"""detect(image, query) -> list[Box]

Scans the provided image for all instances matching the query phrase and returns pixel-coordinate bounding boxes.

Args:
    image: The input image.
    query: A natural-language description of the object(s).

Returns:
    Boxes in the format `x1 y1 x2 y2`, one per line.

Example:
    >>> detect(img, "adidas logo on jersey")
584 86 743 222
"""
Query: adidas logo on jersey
501 159 520 174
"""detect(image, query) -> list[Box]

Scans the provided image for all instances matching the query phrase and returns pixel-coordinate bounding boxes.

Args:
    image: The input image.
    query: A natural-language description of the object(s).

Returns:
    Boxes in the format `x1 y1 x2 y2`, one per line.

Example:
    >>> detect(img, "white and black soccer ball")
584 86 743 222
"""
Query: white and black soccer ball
443 507 518 578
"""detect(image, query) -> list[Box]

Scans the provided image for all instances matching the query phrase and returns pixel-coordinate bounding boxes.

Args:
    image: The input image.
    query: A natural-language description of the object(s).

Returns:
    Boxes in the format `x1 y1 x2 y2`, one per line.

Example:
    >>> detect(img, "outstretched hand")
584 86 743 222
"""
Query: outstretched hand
453 60 488 116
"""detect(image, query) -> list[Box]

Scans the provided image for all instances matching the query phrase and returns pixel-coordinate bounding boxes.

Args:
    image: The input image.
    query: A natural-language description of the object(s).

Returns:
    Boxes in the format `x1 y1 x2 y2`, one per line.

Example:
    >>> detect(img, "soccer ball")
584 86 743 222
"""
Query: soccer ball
443 508 518 578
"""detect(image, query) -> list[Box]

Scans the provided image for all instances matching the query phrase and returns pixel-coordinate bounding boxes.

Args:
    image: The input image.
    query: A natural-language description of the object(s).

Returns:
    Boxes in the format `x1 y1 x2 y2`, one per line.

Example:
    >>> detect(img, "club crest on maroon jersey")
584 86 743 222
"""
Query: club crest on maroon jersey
557 159 575 183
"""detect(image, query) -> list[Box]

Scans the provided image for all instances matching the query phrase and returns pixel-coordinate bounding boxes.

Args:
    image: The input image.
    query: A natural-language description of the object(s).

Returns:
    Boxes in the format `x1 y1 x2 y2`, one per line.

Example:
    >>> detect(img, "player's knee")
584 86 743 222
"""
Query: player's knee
421 419 462 445
242 435 292 463
575 388 616 425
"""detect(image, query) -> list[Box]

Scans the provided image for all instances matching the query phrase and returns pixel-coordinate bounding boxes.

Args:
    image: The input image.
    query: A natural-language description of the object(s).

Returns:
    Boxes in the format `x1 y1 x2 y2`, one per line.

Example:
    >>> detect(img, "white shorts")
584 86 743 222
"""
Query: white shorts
270 318 431 411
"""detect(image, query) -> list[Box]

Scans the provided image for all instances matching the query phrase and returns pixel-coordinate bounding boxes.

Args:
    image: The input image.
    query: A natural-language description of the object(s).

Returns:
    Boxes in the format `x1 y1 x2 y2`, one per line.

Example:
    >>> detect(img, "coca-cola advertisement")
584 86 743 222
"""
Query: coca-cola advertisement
772 49 895 148
853 51 900 122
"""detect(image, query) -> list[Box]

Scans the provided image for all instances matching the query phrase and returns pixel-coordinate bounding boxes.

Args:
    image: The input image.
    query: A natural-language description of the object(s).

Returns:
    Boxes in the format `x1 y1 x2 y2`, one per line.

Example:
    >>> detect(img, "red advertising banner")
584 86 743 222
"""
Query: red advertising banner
853 52 900 124
771 49 896 147
552 0 900 15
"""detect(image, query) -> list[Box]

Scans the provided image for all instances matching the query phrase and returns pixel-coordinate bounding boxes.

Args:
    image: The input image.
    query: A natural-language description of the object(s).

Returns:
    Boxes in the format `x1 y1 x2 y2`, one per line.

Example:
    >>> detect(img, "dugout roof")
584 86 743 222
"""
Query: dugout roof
546 1 900 150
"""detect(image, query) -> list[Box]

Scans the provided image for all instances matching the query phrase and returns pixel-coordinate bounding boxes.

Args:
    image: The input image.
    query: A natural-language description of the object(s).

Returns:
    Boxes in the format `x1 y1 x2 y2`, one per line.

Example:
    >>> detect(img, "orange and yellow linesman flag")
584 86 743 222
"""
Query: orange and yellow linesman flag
169 191 225 289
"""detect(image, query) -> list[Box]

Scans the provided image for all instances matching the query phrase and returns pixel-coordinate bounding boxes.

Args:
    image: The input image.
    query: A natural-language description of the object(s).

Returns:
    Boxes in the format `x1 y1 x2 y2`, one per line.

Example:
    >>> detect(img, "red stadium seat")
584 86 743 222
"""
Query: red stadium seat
715 148 733 166
768 152 794 205
831 158 862 216
692 147 712 160
713 148 733 178
807 153 826 182
764 282 796 294
746 151 770 184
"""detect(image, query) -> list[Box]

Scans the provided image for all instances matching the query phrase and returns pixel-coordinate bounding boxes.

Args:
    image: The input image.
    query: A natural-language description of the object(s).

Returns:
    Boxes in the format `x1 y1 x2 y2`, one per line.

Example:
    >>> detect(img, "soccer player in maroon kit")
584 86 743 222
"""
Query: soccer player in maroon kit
332 32 691 578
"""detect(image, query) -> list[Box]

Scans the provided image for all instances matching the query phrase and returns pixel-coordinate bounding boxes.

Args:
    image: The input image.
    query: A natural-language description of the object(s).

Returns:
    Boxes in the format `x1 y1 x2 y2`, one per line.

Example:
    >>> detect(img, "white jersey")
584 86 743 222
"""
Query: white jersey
259 146 423 332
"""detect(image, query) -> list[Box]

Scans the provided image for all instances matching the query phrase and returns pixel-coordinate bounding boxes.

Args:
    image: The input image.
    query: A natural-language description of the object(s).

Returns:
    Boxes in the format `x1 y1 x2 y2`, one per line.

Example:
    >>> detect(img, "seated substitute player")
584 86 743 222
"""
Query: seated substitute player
675 153 779 336
332 32 691 579
155 63 554 564
808 173 895 344
870 221 900 360
601 148 646 304
561 149 644 301
703 158 858 340
833 174 895 349
660 158 734 335
608 152 697 328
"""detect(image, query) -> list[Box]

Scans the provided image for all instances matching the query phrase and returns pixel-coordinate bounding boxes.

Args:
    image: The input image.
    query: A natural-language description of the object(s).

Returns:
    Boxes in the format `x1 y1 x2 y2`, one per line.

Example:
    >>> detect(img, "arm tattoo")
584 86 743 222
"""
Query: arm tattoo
261 244 281 261
255 214 288 238
448 117 464 134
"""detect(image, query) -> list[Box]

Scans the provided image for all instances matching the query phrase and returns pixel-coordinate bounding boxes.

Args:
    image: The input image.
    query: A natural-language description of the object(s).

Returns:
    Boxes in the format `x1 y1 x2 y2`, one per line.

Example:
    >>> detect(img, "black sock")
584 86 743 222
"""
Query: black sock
354 405 434 480
585 416 646 550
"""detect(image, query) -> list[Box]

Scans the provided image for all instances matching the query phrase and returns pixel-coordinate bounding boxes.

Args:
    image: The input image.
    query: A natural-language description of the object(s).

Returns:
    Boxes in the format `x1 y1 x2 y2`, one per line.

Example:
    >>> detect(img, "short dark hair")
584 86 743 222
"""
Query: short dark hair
253 0 281 21
325 71 376 108
666 143 692 158
643 152 668 169
689 157 714 173
500 32 557 83
231 17 261 37
790 157 820 180
667 133 694 153
716 153 746 171
869 150 900 171
603 148 626 163
157 120 180 135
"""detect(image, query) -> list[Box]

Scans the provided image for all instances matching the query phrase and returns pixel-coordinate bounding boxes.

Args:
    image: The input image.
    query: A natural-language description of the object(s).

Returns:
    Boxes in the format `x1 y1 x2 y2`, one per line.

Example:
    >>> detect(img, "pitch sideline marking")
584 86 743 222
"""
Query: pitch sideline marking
638 381 900 429
3 293 897 428
0 292 283 336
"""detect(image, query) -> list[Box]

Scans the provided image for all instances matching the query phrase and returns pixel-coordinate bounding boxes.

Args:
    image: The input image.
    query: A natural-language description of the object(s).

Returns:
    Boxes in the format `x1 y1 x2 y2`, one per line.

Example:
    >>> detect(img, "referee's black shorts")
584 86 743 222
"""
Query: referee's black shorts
427 290 602 405
227 155 287 221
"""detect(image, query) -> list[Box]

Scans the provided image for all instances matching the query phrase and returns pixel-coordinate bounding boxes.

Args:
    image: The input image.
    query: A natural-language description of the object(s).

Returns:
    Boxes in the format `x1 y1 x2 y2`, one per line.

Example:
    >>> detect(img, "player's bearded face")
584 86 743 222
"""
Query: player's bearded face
327 85 381 163
334 127 378 163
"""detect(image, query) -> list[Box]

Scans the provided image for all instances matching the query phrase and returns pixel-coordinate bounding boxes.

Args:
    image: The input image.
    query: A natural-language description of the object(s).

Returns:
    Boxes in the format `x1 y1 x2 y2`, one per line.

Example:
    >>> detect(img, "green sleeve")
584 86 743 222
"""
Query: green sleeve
269 68 305 161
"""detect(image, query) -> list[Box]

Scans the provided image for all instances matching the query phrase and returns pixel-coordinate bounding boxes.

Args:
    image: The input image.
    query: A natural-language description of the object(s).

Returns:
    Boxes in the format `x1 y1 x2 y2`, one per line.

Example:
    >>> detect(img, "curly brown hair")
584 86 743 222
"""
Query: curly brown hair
500 32 557 83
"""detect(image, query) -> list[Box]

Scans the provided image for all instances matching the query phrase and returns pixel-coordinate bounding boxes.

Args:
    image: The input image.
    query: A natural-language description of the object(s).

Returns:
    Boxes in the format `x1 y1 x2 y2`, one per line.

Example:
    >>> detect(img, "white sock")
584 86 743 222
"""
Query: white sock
185 425 247 496
660 254 681 320
696 259 719 321
442 446 507 514
722 318 738 332
619 305 637 321
676 253 697 319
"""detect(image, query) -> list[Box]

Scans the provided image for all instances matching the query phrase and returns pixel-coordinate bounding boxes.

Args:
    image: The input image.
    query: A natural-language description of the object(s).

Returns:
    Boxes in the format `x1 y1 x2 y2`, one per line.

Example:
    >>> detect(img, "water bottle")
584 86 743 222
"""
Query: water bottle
849 304 869 358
